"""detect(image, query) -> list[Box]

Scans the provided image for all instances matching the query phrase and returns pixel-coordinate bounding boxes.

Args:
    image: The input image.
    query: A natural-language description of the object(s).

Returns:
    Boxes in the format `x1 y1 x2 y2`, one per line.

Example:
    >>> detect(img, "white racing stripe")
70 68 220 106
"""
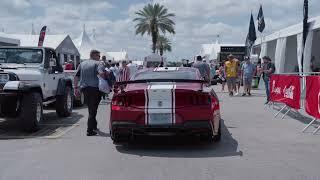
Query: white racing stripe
145 83 176 125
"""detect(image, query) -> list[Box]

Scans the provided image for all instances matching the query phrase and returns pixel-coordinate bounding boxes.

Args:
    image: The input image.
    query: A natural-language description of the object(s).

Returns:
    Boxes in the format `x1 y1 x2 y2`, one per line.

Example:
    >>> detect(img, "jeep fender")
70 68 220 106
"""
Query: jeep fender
3 81 43 96
56 78 73 96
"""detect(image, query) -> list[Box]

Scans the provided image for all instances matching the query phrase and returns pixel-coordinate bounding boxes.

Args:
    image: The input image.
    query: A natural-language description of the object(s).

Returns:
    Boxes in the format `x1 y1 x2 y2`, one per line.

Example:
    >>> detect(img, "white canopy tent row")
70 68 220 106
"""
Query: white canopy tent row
0 33 80 68
253 16 320 74
0 32 20 46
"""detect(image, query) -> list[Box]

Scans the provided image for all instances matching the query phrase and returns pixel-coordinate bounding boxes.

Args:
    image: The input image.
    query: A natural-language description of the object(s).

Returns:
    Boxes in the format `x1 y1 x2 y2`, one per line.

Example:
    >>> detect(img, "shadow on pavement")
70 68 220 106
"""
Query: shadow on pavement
0 111 83 140
115 120 243 158
272 104 316 125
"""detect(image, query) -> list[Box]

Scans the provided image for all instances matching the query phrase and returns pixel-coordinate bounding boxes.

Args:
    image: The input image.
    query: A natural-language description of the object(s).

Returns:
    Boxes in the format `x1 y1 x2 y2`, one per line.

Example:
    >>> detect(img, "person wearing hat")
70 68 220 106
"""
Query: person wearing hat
224 54 239 96
192 55 210 84
241 56 256 96
262 56 275 104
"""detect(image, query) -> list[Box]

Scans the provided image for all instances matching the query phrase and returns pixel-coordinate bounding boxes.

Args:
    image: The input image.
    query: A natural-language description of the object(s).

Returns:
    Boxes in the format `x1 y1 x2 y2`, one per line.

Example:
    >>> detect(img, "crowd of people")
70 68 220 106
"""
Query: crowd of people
213 54 275 104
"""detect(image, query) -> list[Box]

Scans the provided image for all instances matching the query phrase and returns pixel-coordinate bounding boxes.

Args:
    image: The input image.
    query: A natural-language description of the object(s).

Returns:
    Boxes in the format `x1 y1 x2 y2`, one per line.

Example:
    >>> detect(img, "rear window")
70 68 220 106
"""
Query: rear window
133 70 198 80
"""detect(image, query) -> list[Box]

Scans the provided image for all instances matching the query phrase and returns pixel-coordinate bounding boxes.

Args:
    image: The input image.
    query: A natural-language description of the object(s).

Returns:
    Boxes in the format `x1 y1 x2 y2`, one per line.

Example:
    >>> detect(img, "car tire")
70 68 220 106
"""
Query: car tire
56 86 73 117
74 91 85 107
213 122 221 142
111 130 129 144
20 92 43 132
201 122 221 143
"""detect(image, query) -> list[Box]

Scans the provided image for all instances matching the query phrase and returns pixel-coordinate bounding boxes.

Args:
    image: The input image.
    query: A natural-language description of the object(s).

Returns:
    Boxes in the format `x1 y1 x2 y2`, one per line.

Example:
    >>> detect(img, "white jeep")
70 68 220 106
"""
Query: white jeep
0 47 73 132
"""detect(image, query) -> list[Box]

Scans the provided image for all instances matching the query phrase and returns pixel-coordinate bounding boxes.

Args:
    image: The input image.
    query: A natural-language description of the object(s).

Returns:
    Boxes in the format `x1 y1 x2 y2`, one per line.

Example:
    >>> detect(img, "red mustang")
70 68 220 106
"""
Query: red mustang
110 67 221 143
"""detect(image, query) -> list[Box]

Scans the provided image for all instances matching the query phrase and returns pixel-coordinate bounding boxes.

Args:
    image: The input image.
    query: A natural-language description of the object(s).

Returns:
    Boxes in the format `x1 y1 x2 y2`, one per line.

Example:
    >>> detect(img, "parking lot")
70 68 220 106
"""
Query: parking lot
0 88 320 180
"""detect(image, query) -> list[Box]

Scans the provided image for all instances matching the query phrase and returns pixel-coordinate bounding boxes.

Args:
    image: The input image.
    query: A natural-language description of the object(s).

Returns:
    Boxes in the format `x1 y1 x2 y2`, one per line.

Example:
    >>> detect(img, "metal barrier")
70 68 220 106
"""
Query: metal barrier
266 72 320 135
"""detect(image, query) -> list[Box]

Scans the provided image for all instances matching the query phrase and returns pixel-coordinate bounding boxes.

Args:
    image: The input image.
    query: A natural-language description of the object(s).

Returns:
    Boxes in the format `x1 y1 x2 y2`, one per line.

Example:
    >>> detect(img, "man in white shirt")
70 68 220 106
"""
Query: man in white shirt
109 62 120 81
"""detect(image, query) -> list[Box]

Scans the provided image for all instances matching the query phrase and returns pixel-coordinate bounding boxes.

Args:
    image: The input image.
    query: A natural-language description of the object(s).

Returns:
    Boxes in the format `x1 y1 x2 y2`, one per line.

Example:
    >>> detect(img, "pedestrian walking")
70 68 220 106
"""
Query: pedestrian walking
261 56 275 104
241 57 256 96
127 60 138 79
119 61 130 82
74 50 106 136
192 55 210 85
224 54 239 96
235 62 242 95
218 62 226 92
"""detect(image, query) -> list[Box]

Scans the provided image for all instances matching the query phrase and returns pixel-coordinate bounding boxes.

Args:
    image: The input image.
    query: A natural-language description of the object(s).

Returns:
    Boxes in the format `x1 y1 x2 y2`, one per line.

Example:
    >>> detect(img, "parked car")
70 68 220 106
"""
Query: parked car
110 67 221 144
0 47 73 132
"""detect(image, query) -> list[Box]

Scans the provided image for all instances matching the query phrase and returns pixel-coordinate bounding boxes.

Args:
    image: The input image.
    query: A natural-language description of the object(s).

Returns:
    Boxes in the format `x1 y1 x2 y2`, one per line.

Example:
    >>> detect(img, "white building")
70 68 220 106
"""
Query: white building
253 16 320 73
1 33 80 67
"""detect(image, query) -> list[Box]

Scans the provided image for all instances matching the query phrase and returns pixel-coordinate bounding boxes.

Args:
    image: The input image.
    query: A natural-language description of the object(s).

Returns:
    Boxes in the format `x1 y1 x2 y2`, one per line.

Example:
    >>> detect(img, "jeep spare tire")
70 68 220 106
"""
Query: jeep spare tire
56 86 73 117
20 92 43 132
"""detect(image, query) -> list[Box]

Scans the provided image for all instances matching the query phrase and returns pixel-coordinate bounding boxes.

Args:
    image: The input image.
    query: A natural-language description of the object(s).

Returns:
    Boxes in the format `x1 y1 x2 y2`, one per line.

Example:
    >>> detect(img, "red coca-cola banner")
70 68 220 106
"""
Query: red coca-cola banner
305 76 320 119
269 74 301 109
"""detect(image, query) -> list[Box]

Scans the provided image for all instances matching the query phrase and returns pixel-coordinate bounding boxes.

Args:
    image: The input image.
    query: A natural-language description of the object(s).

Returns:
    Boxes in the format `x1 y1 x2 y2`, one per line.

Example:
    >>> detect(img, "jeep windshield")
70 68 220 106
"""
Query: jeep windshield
0 48 43 64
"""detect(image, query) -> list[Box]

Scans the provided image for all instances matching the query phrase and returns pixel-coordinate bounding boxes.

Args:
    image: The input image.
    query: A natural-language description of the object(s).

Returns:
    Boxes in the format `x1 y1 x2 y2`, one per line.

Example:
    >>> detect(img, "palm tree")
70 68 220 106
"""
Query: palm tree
133 3 175 53
156 35 172 56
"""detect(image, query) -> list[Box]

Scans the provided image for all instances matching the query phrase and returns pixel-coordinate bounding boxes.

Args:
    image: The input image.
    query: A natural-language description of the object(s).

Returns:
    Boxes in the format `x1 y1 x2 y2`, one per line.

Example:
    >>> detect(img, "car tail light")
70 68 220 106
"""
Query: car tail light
211 96 220 111
190 94 210 105
112 91 145 110
112 96 130 107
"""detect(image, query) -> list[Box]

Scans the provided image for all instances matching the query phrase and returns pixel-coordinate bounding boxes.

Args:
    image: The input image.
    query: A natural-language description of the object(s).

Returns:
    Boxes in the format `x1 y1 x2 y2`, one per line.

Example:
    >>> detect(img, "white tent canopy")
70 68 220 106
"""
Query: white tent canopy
0 32 20 46
254 16 320 73
73 26 96 60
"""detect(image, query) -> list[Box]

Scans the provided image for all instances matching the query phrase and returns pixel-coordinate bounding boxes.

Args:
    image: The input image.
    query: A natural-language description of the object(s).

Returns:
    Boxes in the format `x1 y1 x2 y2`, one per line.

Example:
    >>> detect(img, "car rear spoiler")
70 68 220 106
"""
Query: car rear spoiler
115 79 206 86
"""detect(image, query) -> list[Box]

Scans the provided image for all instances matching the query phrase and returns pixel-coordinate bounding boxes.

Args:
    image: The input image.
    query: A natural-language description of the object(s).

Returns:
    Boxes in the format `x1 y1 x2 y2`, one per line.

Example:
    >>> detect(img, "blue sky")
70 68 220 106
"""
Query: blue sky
1 0 320 60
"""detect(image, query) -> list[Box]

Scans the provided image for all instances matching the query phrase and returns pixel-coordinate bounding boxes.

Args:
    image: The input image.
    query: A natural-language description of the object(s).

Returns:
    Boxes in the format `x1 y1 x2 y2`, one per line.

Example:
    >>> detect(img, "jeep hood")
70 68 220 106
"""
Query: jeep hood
3 68 42 81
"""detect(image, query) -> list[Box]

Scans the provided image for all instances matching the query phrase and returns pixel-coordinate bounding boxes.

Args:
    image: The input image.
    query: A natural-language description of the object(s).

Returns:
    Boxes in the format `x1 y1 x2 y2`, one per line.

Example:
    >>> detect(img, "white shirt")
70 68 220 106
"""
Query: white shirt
127 63 138 79
110 66 120 80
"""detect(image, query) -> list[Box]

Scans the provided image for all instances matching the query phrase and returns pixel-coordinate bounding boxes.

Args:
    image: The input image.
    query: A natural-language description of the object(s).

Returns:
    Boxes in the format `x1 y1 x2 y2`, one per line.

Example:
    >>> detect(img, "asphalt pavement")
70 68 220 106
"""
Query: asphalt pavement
0 88 320 180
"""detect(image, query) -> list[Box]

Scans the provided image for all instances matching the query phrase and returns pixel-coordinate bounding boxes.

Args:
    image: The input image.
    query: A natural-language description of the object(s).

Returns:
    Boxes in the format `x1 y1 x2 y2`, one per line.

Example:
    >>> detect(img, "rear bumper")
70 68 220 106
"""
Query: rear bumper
111 120 214 137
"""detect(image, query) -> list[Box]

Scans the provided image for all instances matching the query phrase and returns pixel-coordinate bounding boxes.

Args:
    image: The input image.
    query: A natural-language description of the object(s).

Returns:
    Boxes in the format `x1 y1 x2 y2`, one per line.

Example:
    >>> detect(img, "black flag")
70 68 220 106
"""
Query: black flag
302 0 308 71
38 26 47 47
303 0 308 47
245 13 257 55
257 5 265 33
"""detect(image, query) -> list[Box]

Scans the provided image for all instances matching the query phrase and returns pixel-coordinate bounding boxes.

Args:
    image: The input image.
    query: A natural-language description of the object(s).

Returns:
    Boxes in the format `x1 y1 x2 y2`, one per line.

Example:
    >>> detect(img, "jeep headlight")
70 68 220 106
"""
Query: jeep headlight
0 73 9 84
3 81 20 90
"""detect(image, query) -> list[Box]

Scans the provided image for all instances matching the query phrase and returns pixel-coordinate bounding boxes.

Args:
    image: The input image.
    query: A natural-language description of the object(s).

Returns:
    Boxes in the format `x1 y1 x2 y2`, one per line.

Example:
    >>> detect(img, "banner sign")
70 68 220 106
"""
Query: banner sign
269 74 301 109
305 76 320 119
38 26 47 47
